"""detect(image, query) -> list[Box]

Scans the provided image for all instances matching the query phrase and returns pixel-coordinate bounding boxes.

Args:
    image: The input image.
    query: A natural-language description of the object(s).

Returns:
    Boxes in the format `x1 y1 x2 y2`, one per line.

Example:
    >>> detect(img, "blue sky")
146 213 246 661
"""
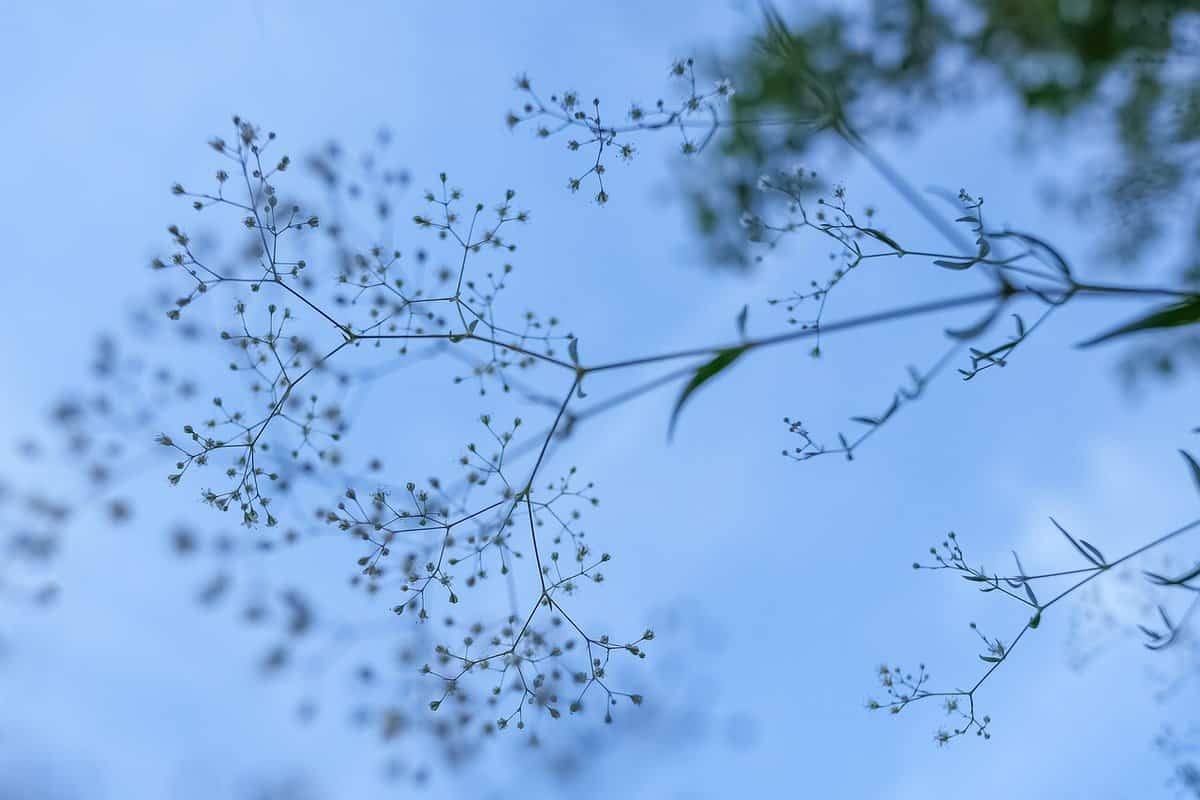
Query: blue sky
2 2 1199 798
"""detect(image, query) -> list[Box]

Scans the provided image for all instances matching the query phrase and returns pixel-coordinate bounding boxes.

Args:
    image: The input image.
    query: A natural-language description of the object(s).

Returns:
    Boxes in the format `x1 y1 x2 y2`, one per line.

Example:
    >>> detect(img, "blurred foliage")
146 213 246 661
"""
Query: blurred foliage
693 0 1199 262
690 0 1200 382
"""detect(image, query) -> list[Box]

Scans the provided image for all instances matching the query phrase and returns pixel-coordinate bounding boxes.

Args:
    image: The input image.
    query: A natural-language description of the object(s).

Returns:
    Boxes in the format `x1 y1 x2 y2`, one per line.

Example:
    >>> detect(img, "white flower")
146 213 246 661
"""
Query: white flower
756 174 772 191
715 78 735 98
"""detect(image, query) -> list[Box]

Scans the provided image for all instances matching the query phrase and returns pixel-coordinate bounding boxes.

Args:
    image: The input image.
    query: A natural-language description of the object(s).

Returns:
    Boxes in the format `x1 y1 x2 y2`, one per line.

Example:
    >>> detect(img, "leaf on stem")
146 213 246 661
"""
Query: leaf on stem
1181 450 1200 496
1077 297 1200 348
668 347 746 440
1049 517 1104 567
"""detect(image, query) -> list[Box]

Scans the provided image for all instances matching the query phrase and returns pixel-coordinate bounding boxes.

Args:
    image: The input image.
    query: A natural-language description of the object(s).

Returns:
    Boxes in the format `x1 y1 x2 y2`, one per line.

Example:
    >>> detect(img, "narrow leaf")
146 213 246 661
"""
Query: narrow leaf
879 394 900 422
1077 297 1200 348
863 227 902 251
1137 624 1162 641
1181 450 1200 496
1144 563 1200 587
946 304 1002 340
1011 550 1038 605
1158 605 1175 633
668 347 745 440
1143 570 1170 586
1049 517 1101 567
1078 539 1107 567
736 304 749 339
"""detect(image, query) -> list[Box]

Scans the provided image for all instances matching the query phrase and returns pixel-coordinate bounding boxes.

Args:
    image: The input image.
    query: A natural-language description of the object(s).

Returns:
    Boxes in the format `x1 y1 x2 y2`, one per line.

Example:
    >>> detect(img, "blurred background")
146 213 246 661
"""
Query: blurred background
1 1 1199 797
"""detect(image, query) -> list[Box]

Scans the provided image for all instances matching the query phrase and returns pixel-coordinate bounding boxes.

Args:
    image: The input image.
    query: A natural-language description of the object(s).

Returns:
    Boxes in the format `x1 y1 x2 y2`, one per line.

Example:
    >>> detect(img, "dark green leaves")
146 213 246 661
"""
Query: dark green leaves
1144 562 1200 587
1140 606 1181 650
945 304 1003 341
1077 539 1106 566
1077 296 1200 347
1049 517 1106 568
668 347 746 440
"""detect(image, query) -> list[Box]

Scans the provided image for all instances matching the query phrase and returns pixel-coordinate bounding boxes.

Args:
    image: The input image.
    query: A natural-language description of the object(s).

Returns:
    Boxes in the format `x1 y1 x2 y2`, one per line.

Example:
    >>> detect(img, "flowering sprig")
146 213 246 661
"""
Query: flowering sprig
149 108 1200 758
507 60 735 203
877 462 1200 744
157 120 660 737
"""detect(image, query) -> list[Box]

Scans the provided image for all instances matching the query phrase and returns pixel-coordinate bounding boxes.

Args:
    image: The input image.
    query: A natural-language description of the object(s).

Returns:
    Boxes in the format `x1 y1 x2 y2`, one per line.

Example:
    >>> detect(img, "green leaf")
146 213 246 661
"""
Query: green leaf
1159 605 1174 631
1145 563 1200 586
934 239 990 271
1078 539 1107 567
1181 450 1200 496
668 347 746 440
1049 516 1103 567
1029 611 1041 629
1012 314 1026 338
945 304 1002 340
1138 624 1163 642
863 227 902 251
979 655 1002 663
1077 297 1200 348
